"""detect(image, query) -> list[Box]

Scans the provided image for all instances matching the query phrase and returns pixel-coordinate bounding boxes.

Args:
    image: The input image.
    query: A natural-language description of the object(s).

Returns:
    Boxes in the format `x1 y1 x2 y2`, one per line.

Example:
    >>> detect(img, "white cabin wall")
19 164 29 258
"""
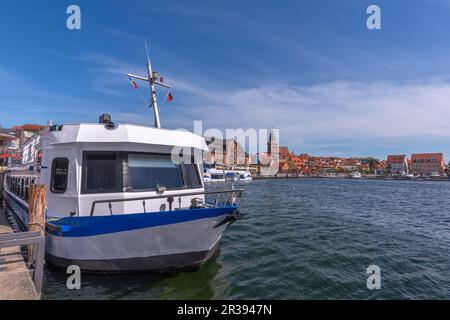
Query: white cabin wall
76 142 205 217
43 144 78 218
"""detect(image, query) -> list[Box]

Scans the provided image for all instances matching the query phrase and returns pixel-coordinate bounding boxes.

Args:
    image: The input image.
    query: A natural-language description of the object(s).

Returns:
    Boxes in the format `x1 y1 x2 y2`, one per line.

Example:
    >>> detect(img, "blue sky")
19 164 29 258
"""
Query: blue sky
1 0 450 160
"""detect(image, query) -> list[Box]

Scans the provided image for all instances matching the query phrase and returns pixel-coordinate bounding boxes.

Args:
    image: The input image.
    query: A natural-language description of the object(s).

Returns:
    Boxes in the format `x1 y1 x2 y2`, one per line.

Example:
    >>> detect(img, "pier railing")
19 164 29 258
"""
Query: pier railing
0 230 45 298
89 188 244 216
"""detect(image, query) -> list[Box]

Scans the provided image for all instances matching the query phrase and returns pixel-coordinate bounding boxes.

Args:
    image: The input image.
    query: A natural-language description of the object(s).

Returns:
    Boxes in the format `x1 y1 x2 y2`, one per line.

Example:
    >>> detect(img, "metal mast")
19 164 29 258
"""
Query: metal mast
126 41 172 129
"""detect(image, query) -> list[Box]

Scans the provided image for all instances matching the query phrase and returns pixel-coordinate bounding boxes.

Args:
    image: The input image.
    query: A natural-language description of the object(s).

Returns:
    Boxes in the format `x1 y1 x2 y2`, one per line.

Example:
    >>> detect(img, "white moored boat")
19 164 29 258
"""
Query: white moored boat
236 171 252 182
3 49 243 272
203 168 226 183
203 168 252 183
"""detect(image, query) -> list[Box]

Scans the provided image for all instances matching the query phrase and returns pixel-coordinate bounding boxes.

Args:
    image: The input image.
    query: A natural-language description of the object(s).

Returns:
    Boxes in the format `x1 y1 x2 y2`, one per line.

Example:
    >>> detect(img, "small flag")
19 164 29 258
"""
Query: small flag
167 92 173 102
128 77 138 89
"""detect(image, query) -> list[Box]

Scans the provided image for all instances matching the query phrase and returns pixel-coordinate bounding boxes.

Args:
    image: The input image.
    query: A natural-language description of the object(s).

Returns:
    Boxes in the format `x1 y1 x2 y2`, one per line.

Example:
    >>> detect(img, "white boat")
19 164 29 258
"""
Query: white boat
203 168 252 182
3 50 243 272
225 171 240 182
347 172 362 179
203 169 225 182
237 171 252 182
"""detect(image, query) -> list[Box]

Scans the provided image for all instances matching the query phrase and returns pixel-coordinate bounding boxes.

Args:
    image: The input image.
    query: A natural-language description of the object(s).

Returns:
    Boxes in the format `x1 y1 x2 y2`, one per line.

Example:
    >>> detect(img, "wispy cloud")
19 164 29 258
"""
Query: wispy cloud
96 26 142 42
78 52 450 147
161 76 450 158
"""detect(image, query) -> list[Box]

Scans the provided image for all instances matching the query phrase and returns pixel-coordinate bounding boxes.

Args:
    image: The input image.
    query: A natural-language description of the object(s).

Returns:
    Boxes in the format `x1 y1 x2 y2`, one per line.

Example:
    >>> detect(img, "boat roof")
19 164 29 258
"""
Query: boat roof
46 123 208 151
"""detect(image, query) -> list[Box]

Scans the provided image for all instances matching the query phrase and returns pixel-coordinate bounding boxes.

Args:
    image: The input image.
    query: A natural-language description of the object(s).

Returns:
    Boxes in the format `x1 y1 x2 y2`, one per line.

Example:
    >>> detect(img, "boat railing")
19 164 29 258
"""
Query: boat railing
89 188 244 216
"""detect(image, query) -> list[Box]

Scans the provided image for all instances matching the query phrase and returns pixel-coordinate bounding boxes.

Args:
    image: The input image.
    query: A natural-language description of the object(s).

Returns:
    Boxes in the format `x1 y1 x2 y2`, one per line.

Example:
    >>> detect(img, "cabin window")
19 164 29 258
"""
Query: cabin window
51 158 69 193
127 154 183 191
182 164 202 189
82 152 122 194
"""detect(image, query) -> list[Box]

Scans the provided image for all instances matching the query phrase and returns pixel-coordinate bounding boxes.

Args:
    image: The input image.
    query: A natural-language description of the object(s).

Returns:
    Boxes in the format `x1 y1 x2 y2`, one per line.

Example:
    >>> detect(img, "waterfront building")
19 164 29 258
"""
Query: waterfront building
0 128 18 167
1 124 46 167
278 146 291 162
386 154 409 175
258 129 280 176
290 155 306 171
411 153 446 176
11 124 46 146
204 137 247 168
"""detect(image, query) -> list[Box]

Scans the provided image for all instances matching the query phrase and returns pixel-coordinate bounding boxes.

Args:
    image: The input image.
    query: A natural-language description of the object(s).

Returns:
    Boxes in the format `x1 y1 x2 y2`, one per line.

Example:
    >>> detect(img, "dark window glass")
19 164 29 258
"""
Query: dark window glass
128 154 183 191
183 164 202 188
84 153 120 193
51 158 69 193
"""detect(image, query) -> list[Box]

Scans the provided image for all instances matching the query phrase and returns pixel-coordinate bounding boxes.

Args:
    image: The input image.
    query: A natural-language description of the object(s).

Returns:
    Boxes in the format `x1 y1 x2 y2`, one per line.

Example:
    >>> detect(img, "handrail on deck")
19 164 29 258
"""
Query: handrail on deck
90 188 244 216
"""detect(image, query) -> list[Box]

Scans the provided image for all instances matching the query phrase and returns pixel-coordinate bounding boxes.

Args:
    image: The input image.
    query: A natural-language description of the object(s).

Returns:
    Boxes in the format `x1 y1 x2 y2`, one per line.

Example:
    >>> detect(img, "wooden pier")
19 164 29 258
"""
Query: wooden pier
0 185 46 300
0 209 39 300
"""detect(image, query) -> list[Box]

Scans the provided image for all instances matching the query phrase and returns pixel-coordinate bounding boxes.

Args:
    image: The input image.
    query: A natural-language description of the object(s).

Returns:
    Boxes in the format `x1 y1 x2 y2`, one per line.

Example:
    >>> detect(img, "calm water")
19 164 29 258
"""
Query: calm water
42 178 450 299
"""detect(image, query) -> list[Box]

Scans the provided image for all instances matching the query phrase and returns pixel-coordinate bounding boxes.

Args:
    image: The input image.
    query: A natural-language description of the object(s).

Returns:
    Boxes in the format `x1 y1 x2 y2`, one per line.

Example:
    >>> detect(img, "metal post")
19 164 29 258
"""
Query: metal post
33 236 45 298
146 58 161 129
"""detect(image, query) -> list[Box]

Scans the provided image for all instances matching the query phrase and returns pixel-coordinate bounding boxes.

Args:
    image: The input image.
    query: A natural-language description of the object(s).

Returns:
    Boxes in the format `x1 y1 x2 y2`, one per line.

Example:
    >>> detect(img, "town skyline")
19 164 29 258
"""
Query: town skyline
2 121 450 164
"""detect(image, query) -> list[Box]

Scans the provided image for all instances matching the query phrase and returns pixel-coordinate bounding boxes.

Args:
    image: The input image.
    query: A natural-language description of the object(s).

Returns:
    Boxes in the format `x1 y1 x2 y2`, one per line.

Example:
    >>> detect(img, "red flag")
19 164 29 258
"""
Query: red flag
128 77 138 89
167 92 173 102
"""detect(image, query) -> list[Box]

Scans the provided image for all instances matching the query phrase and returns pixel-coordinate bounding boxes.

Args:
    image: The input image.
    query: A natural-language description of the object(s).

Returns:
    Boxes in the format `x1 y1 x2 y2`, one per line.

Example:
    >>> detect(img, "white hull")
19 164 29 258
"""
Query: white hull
46 215 227 271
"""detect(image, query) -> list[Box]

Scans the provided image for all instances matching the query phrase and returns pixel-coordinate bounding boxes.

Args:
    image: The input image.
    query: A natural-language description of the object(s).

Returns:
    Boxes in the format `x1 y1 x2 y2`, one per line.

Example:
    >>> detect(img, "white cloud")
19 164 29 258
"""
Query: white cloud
167 79 450 148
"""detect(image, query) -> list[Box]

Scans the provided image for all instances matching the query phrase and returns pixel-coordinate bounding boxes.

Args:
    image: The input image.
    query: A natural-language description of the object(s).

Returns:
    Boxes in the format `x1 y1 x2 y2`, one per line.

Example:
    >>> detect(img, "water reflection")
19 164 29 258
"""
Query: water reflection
42 251 223 300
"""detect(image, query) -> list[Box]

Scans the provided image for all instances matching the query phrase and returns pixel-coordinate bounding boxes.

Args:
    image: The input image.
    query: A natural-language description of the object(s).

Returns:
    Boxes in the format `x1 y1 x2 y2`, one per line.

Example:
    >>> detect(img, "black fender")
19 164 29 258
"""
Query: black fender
213 210 242 229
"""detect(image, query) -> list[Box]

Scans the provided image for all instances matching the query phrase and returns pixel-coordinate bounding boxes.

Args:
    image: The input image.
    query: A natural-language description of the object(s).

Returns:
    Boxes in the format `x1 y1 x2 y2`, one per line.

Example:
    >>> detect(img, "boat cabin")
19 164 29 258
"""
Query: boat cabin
6 120 208 219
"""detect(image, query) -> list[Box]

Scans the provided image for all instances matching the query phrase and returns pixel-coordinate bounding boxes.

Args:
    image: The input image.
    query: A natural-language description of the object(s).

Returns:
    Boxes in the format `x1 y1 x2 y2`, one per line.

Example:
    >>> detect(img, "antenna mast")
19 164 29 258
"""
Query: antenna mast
126 40 172 129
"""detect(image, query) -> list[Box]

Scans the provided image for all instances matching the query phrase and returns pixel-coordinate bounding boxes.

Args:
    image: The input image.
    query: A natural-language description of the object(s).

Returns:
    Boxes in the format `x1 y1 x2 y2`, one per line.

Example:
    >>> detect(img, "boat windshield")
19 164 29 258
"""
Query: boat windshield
128 154 183 190
82 151 202 193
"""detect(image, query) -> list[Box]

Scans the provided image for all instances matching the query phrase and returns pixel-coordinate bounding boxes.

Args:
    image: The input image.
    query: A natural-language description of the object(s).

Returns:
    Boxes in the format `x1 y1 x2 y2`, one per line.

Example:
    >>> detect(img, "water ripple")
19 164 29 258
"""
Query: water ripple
42 179 450 299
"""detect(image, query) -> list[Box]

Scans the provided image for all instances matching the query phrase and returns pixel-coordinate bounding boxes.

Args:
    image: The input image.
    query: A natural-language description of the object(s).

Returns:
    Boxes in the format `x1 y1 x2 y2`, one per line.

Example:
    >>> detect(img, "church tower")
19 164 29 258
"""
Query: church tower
267 129 278 155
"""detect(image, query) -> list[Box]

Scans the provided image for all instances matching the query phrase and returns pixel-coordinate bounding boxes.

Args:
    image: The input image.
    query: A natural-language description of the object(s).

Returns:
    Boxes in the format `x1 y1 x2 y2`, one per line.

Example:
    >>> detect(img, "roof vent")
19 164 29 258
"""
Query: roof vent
99 113 116 129
99 113 112 124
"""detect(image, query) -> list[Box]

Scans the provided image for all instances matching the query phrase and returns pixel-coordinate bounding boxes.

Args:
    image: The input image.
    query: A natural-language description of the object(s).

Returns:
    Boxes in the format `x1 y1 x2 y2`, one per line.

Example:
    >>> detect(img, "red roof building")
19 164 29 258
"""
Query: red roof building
386 154 409 174
411 153 446 176
11 123 46 146
278 146 291 161
11 124 46 132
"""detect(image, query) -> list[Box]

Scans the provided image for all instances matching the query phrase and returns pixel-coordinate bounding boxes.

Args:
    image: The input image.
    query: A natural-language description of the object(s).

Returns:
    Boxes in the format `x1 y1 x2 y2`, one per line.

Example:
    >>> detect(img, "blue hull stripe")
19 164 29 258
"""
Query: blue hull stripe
46 206 237 238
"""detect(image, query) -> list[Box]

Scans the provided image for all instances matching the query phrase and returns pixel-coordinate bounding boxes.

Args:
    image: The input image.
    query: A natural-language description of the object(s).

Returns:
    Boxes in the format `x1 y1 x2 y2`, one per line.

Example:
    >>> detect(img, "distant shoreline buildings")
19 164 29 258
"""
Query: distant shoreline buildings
1 124 448 177
0 124 46 167
202 129 448 177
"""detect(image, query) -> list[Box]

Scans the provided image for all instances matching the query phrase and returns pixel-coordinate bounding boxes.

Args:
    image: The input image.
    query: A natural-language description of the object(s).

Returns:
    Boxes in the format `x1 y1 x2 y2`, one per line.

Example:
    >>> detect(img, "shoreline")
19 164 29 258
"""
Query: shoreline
253 175 450 182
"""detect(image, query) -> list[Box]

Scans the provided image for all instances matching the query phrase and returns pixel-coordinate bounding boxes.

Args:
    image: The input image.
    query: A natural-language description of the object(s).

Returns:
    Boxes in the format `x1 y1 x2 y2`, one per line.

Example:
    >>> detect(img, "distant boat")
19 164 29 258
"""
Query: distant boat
203 169 225 182
203 168 252 182
347 172 362 179
225 171 240 182
238 171 253 182
430 172 441 177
